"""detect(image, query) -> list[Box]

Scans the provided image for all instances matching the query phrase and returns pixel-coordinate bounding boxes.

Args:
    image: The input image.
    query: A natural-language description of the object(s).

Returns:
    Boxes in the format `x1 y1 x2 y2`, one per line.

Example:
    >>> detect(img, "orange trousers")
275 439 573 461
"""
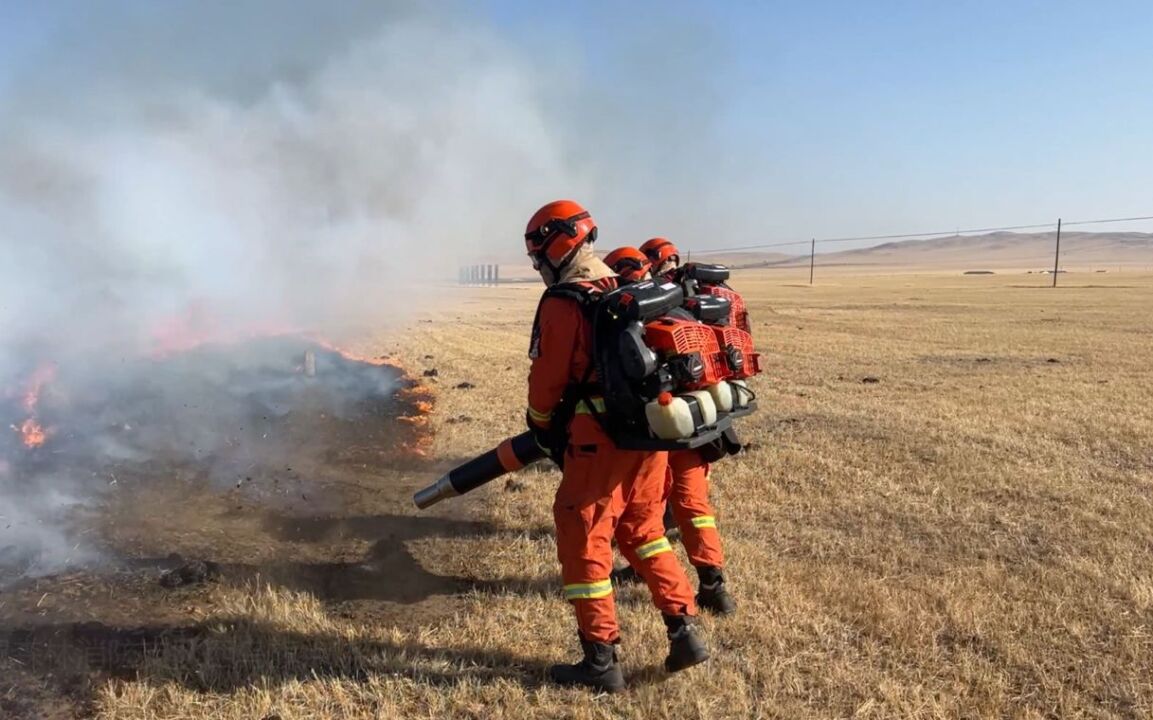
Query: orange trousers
554 437 698 643
667 449 724 569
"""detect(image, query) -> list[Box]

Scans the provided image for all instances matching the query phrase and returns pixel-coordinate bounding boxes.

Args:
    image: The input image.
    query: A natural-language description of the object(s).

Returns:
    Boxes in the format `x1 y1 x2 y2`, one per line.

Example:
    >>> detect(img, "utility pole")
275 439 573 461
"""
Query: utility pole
1052 218 1062 288
809 238 816 285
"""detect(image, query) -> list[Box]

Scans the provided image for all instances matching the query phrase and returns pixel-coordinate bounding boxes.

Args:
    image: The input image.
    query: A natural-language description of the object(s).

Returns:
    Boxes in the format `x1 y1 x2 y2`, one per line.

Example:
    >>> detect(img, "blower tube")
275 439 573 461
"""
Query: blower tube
413 431 545 509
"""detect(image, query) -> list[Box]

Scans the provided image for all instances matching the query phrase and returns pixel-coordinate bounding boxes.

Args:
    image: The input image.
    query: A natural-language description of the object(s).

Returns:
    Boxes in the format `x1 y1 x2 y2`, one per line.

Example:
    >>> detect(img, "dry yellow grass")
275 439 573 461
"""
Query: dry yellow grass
74 271 1153 717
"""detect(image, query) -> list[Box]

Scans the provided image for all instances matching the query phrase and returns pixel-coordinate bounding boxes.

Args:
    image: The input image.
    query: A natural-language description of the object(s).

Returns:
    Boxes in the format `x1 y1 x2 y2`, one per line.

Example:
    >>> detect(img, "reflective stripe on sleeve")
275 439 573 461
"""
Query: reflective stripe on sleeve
527 406 552 424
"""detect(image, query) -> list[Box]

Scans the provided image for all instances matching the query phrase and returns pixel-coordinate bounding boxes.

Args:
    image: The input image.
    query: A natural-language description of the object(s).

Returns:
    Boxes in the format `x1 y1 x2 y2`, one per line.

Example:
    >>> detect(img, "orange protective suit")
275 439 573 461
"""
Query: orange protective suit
667 449 723 569
528 279 698 643
650 259 728 573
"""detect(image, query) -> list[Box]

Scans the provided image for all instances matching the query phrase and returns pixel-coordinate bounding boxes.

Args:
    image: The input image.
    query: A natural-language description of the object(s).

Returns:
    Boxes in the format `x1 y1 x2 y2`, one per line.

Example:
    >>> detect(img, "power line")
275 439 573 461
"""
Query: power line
693 213 1153 256
1062 214 1153 227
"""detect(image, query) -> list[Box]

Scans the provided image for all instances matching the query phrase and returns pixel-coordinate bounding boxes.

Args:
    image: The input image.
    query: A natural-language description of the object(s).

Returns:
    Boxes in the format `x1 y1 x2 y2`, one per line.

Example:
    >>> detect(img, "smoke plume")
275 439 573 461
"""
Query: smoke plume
0 1 728 578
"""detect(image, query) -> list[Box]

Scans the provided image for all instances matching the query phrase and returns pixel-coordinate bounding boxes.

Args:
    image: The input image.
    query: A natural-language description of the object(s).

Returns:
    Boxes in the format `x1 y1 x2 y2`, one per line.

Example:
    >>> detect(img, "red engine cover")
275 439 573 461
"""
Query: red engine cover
701 285 750 333
644 317 728 388
712 325 761 379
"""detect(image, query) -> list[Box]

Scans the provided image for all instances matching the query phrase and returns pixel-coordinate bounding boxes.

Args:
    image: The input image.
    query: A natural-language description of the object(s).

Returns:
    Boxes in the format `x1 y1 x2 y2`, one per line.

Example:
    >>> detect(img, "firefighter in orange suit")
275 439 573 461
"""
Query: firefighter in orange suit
605 245 682 547
638 236 737 615
525 201 709 692
639 236 681 282
603 246 652 283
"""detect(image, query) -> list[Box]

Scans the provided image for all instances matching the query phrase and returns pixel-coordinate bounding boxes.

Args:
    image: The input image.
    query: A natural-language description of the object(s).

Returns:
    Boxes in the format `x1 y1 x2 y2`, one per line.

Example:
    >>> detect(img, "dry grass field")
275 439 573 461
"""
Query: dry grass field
6 269 1153 719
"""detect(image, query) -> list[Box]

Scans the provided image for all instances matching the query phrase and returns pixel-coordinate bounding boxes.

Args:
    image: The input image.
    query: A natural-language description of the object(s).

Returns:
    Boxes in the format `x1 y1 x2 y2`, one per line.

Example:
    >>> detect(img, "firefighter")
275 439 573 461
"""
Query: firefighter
605 246 681 548
603 246 652 283
639 236 738 616
640 236 681 281
525 201 709 692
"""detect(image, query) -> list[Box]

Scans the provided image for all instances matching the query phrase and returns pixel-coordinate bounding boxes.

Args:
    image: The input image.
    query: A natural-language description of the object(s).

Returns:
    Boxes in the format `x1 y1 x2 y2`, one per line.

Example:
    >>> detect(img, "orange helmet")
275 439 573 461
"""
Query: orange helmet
524 200 597 273
604 246 652 283
640 237 680 267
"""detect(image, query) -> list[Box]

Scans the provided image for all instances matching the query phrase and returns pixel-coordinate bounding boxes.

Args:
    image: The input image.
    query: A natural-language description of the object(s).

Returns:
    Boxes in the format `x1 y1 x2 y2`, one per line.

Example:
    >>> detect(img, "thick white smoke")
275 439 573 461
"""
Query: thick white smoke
0 7 586 359
0 1 728 579
0 2 582 578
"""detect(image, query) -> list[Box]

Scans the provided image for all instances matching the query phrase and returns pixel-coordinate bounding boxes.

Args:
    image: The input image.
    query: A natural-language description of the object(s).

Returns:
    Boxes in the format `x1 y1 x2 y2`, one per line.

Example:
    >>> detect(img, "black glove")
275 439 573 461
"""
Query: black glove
526 410 566 469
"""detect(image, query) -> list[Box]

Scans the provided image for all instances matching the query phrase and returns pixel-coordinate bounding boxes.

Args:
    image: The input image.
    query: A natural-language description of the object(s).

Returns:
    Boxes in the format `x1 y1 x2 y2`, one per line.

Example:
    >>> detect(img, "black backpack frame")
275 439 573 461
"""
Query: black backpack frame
537 279 734 453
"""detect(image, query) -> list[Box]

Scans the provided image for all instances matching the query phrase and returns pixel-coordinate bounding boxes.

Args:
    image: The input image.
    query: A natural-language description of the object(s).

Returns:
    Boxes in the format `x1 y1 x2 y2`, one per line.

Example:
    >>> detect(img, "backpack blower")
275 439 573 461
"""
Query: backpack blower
413 279 741 510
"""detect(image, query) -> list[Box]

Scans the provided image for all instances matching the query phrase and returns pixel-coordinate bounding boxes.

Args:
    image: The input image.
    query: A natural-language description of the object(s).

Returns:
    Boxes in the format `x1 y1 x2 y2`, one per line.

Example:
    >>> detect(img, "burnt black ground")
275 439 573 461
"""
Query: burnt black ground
0 338 479 717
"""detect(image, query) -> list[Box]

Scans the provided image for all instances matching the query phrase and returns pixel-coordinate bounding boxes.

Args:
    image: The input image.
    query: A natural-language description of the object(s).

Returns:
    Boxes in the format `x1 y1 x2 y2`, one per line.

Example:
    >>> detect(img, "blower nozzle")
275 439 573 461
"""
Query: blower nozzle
413 475 459 509
412 431 545 509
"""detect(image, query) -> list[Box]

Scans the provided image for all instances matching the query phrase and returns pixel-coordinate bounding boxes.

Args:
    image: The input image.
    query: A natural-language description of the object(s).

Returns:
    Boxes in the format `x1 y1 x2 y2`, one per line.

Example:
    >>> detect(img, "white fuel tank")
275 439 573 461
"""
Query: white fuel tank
706 381 734 413
645 390 718 440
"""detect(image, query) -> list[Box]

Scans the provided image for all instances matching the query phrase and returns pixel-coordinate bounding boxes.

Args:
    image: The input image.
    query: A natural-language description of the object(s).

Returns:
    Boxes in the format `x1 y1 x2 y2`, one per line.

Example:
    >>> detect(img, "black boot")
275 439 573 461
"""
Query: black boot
662 504 682 543
663 614 709 672
549 634 625 693
696 566 737 616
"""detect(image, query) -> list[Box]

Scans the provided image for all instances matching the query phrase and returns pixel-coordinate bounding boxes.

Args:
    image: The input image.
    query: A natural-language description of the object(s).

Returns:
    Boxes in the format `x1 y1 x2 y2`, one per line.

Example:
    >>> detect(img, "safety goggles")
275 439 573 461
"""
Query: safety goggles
524 211 590 248
643 240 677 264
611 257 649 275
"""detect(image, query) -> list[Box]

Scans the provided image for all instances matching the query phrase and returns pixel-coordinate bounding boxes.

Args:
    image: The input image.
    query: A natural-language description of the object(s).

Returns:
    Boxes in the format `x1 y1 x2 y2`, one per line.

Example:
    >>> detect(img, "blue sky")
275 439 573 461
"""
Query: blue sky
484 0 1153 247
2 1 1152 251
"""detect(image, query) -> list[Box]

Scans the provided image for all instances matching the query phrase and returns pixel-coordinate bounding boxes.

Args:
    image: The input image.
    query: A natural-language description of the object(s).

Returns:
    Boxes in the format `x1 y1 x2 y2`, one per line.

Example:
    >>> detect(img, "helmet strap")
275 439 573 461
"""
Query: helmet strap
535 226 596 282
550 245 579 279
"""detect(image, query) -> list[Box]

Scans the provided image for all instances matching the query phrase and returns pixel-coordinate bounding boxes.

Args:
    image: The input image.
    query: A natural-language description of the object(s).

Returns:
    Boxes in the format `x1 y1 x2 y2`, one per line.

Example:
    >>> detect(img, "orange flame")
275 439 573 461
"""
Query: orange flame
20 418 47 448
14 362 56 449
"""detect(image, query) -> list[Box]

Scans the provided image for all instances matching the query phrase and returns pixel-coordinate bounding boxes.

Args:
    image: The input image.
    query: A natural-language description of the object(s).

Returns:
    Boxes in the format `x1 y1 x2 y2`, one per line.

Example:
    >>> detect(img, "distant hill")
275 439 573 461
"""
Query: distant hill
818 231 1153 270
696 231 1153 271
458 231 1153 281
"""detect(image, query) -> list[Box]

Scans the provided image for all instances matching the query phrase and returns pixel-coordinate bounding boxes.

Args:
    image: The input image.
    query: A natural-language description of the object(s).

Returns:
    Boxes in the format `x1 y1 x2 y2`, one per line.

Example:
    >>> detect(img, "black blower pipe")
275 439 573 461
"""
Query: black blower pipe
413 431 545 509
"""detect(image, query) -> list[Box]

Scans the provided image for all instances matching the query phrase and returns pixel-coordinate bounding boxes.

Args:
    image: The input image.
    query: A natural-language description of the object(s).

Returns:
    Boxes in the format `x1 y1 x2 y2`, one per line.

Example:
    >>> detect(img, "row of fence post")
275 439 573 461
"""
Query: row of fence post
461 218 1081 287
459 264 500 286
801 218 1068 286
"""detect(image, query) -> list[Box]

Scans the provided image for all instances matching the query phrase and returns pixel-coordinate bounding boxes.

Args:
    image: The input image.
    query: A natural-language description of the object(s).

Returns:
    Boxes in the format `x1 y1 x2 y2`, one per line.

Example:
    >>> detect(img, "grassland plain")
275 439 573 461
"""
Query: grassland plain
89 270 1153 719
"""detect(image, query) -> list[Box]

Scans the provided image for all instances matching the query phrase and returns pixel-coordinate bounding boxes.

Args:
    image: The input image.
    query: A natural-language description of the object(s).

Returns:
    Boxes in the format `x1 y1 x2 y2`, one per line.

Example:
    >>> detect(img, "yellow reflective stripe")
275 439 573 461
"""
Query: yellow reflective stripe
527 406 552 423
691 515 717 529
563 580 613 600
574 398 607 414
635 537 673 560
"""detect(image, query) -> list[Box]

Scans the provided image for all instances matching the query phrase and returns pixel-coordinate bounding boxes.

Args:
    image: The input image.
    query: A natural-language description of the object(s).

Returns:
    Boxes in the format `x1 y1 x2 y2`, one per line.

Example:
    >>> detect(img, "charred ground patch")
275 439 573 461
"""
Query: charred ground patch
0 335 434 582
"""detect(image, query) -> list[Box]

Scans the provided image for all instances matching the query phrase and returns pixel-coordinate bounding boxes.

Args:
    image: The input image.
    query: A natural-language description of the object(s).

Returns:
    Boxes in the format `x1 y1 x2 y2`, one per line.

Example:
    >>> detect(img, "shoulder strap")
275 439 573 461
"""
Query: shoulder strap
528 278 614 358
543 277 615 305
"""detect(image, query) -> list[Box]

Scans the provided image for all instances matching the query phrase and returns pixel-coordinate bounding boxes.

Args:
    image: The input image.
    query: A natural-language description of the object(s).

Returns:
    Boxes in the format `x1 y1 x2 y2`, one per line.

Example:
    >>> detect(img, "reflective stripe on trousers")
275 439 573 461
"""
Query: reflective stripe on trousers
564 579 613 600
635 536 673 559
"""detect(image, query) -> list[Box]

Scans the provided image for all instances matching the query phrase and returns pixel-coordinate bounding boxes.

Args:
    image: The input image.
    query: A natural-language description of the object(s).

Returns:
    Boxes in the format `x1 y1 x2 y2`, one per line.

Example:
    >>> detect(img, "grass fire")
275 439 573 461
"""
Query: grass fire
3 3 1153 719
0 334 432 582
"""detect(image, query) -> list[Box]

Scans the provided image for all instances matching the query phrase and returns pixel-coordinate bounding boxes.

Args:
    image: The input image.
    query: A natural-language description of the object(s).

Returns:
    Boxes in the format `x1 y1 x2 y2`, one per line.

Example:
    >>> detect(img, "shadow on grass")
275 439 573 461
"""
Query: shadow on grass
1 510 687 706
1 618 679 698
120 511 559 605
0 618 552 693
